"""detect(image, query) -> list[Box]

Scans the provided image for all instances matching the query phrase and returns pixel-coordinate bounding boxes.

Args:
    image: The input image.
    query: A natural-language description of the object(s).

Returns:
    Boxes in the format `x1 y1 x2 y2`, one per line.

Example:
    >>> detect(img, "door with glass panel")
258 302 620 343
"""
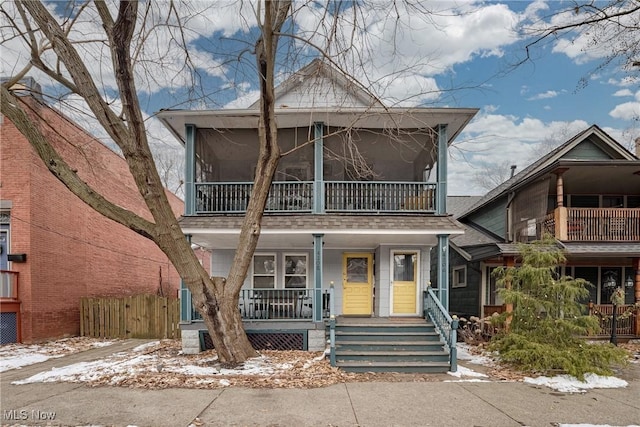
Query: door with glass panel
342 253 373 316
391 252 418 315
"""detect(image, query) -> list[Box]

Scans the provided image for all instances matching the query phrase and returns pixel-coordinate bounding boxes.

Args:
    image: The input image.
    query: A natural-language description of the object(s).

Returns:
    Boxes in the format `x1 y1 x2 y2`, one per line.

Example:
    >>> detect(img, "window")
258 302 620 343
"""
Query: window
252 254 276 289
284 254 308 289
452 266 466 288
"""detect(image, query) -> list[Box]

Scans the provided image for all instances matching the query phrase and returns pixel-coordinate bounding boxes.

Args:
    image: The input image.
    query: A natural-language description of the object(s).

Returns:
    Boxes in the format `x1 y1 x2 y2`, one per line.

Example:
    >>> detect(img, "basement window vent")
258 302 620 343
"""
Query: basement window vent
200 330 307 351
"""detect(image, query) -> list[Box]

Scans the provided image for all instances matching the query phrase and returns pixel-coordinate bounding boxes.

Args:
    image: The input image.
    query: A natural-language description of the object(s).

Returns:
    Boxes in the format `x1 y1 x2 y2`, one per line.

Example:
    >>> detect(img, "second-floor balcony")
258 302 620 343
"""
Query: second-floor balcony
195 181 437 214
542 207 640 242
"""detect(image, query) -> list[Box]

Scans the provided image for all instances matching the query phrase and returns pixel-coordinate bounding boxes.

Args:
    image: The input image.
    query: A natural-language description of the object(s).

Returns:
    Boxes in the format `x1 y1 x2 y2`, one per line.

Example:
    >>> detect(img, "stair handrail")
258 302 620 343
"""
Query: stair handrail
424 286 459 371
329 281 336 366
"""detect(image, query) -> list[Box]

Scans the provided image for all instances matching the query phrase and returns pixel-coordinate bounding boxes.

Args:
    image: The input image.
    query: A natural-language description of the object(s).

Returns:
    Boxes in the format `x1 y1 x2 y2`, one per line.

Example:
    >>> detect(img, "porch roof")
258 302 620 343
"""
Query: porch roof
180 214 464 250
559 242 640 257
157 107 478 145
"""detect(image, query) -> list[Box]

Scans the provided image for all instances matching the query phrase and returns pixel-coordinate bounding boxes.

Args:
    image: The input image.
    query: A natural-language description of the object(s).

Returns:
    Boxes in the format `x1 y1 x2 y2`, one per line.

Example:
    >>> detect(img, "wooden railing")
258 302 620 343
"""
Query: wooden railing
0 270 19 300
588 303 638 337
194 181 436 214
325 181 436 213
542 208 640 242
191 289 331 321
424 287 459 371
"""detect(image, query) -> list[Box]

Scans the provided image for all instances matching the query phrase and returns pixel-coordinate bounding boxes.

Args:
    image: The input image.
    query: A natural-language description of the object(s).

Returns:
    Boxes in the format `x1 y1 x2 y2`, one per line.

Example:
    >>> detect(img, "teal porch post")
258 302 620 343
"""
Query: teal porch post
313 233 324 322
437 234 450 310
180 234 193 323
436 124 447 215
184 124 196 215
313 122 324 214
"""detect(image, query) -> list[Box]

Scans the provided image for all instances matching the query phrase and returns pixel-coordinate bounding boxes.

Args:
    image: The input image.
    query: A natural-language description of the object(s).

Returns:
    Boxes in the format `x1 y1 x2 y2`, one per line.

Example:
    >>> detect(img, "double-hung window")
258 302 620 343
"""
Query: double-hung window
252 254 276 289
251 253 308 289
284 254 308 289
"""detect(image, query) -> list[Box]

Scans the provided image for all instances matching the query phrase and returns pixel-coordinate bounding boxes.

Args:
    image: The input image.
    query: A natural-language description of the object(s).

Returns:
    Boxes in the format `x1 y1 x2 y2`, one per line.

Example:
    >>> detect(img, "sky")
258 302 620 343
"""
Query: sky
1 0 639 196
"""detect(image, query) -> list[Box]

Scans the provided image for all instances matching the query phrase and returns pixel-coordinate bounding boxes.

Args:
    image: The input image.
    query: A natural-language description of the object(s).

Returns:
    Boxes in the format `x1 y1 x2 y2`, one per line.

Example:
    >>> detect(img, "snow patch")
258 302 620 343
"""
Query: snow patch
524 373 628 393
447 365 488 378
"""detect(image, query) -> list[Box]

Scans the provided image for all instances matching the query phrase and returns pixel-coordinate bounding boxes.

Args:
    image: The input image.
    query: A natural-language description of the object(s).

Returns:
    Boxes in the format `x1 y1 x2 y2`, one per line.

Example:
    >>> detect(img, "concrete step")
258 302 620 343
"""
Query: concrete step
336 350 449 363
336 361 450 373
335 340 445 352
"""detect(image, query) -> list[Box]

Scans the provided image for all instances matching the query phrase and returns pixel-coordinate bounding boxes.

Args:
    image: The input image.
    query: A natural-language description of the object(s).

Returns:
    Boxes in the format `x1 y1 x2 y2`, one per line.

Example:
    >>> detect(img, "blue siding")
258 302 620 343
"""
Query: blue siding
467 197 508 238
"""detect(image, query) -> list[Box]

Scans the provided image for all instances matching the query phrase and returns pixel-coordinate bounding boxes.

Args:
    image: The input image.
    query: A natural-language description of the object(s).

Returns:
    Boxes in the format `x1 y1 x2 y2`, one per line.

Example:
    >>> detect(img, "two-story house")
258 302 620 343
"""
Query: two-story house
445 125 640 338
158 60 478 372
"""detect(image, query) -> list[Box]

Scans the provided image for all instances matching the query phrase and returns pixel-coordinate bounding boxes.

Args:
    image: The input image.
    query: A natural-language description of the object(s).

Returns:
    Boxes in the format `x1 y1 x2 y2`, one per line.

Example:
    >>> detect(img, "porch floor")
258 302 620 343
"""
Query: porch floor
335 316 425 325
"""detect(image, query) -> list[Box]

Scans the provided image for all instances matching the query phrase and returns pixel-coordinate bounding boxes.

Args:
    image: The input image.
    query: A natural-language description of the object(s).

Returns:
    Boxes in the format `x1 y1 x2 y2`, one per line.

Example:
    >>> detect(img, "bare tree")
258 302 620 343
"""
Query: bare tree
0 0 295 363
1 0 470 363
521 1 640 87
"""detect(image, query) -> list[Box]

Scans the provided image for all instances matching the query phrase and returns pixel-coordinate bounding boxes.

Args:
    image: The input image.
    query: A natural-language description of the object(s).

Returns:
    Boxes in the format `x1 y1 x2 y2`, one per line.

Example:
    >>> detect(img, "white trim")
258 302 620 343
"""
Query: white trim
182 228 465 236
283 253 309 289
251 253 277 289
389 249 420 316
452 265 467 288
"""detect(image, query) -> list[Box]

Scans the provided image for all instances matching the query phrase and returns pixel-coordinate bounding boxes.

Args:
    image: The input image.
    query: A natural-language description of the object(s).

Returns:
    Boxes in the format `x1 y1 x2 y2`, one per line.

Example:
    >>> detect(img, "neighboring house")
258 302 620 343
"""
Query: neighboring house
440 125 640 337
0 80 184 344
158 60 478 372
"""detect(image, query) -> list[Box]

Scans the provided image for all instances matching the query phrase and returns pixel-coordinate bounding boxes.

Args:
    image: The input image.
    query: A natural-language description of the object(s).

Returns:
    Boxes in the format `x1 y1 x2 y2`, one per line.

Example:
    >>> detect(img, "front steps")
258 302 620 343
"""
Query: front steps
333 319 451 373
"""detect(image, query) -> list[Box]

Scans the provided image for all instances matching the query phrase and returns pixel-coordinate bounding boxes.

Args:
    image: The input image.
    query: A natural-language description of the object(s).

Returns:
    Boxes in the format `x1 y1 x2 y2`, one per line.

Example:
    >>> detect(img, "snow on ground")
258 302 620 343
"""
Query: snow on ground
1 338 635 392
456 343 496 366
524 373 629 393
0 337 114 373
447 365 489 379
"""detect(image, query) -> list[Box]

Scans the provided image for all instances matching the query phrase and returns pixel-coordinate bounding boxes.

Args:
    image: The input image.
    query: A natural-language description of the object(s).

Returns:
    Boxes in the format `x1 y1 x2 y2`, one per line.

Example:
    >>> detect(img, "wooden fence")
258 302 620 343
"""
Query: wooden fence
80 295 181 339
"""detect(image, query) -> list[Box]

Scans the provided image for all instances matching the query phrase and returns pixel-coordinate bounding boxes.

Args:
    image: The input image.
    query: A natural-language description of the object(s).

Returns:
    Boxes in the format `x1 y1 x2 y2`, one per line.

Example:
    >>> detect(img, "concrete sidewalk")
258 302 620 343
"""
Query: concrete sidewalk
1 340 639 427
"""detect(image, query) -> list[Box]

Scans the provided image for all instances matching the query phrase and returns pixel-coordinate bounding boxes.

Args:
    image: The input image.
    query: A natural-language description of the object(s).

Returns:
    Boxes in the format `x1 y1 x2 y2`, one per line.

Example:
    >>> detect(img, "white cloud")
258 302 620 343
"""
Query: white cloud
449 112 589 195
609 101 640 121
613 89 634 97
527 90 560 100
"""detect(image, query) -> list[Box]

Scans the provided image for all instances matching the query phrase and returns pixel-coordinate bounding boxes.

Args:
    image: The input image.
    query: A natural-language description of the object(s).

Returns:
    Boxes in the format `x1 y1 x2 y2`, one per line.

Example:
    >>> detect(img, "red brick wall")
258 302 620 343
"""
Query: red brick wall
1 97 184 342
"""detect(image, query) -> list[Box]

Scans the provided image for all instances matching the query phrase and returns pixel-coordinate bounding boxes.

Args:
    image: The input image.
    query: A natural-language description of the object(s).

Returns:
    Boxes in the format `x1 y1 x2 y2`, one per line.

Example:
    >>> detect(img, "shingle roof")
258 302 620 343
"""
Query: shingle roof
179 214 464 233
447 196 483 218
560 242 640 257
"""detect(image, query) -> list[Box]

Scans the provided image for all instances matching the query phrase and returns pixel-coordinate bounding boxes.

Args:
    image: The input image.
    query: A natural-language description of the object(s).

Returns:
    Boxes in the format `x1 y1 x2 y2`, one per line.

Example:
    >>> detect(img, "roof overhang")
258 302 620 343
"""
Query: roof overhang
180 214 464 250
157 107 478 146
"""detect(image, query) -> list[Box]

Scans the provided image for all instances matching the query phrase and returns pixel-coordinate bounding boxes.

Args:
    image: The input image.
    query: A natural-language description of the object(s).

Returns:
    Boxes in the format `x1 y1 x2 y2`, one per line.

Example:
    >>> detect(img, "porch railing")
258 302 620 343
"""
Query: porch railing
325 181 436 213
194 181 436 214
195 181 313 213
0 270 19 299
191 289 330 321
424 287 459 371
589 303 638 337
543 208 640 242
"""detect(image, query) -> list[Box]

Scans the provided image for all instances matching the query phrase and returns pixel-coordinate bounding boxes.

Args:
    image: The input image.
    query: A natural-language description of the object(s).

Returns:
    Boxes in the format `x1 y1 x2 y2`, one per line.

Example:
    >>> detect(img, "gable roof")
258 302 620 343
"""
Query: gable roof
249 59 383 109
458 124 638 219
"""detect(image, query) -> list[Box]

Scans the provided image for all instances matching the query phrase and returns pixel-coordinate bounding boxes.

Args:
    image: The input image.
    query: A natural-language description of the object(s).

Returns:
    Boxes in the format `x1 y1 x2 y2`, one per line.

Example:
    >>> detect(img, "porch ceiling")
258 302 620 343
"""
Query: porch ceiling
157 107 478 145
180 214 463 250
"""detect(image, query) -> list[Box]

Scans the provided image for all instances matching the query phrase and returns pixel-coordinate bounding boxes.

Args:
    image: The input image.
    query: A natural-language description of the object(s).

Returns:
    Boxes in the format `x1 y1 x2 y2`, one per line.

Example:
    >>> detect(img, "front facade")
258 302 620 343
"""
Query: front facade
444 125 640 337
0 89 183 343
158 61 477 352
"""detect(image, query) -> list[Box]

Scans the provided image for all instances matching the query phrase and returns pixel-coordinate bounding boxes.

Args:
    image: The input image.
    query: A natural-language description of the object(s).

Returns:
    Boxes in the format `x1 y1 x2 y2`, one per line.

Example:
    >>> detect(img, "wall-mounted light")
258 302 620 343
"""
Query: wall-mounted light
625 275 634 289
602 270 617 293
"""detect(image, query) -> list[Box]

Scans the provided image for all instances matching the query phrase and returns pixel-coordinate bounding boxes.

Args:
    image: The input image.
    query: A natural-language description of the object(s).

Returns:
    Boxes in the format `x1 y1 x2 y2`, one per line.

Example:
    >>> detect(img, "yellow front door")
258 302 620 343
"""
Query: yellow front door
391 252 418 315
342 253 373 316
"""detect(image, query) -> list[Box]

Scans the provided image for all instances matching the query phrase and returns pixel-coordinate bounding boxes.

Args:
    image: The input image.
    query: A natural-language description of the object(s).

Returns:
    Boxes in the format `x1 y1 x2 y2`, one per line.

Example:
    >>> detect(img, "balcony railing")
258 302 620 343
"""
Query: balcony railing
191 289 331 321
194 181 436 214
0 270 19 299
542 208 640 242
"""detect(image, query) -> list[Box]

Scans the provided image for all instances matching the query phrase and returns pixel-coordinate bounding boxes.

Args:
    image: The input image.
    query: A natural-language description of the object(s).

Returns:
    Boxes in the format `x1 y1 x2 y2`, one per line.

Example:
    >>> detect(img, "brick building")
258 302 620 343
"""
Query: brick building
0 89 184 343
